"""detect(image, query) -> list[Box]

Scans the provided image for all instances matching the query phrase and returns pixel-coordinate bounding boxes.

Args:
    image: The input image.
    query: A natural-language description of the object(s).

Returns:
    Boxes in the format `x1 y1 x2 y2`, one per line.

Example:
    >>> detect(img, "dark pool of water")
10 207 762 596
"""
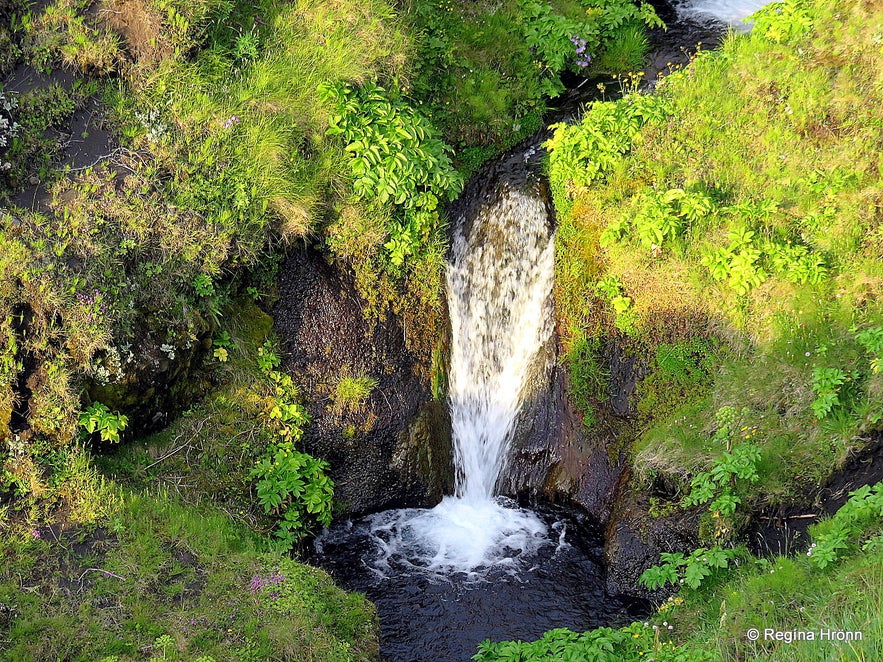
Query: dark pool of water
311 503 648 662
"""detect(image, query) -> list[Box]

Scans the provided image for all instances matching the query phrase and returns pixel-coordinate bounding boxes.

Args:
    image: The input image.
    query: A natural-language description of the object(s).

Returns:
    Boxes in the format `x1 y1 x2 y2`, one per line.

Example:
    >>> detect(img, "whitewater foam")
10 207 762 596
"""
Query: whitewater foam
676 0 772 31
348 171 555 577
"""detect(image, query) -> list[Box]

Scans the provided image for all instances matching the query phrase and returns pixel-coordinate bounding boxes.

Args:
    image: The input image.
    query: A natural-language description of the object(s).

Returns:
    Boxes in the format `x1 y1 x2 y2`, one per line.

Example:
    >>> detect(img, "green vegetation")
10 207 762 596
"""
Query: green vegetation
320 80 463 268
332 373 378 416
549 0 883 513
17 0 873 658
78 402 130 445
477 482 883 661
475 0 883 659
476 621 714 662
0 490 376 661
405 0 660 152
0 0 660 532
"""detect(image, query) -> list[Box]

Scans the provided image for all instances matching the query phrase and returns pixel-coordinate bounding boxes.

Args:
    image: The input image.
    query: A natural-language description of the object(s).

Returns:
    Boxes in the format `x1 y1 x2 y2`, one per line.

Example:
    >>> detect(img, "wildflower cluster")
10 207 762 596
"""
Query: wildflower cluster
75 289 108 326
0 91 20 152
222 115 241 130
248 570 285 594
570 35 592 67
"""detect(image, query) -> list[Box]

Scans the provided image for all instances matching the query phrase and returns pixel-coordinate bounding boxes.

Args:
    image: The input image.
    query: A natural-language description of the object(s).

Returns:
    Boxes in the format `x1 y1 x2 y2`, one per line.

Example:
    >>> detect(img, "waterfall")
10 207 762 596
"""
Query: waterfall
344 156 556 576
447 179 555 503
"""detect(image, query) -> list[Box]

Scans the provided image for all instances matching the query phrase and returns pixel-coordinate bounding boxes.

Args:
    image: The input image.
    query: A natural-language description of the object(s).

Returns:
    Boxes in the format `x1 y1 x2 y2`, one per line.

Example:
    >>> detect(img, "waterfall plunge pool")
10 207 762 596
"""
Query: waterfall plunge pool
304 5 772 659
312 500 648 662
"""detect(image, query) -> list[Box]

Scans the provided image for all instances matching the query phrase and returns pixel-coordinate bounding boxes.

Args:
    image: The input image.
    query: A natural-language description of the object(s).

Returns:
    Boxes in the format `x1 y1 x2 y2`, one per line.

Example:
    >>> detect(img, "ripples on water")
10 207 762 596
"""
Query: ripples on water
313 503 647 662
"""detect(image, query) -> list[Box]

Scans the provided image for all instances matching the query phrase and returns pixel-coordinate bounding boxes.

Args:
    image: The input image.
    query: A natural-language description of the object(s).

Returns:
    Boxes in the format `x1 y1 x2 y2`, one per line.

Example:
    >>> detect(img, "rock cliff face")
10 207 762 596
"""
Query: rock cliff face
500 328 685 598
273 247 453 517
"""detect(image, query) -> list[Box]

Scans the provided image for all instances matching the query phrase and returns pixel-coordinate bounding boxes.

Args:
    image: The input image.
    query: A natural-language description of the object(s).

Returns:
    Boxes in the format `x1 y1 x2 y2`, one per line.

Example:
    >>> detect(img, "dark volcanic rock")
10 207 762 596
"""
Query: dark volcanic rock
604 470 700 599
274 246 452 516
84 323 212 437
746 433 883 556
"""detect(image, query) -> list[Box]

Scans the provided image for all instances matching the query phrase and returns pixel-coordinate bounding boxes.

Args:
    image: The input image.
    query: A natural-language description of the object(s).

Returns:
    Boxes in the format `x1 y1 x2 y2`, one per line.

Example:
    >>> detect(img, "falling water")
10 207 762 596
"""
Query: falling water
315 152 557 577
675 0 773 30
447 170 556 503
397 165 557 573
312 115 646 662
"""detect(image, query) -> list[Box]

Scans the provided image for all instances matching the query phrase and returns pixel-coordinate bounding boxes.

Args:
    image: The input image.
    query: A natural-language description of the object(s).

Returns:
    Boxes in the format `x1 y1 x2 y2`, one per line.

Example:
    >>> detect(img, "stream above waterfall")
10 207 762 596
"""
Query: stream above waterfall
674 0 772 30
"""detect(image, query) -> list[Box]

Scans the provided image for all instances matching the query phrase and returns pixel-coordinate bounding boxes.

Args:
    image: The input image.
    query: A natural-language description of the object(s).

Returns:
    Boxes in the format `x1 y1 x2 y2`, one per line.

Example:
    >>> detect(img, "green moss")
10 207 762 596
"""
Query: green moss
0 491 377 661
635 338 717 423
566 333 608 428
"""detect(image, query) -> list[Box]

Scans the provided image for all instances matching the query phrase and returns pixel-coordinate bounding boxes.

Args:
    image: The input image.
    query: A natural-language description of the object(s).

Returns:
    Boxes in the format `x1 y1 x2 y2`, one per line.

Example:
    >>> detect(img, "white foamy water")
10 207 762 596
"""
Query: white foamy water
676 0 773 31
348 176 556 576
447 184 555 503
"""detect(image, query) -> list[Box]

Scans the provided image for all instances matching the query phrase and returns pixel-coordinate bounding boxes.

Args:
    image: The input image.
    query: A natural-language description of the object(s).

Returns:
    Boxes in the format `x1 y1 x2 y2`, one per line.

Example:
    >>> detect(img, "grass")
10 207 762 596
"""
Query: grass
332 373 378 416
0 0 664 515
549 0 883 516
0 490 377 661
665 490 883 662
505 2 883 658
477 481 883 661
405 0 658 153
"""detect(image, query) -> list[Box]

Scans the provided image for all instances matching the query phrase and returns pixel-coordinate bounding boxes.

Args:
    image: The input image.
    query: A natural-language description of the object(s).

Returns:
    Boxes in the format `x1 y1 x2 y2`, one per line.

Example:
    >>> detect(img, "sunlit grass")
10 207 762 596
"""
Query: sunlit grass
554 0 883 513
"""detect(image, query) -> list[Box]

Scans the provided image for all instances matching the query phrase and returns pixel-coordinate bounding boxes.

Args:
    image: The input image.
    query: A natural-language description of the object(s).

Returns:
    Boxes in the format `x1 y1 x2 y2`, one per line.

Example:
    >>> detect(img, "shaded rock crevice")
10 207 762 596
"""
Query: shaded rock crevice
273 246 453 517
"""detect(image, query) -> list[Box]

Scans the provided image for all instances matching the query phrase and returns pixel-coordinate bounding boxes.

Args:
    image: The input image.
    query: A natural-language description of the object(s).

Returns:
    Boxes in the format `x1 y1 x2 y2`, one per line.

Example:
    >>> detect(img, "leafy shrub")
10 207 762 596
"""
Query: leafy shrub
807 481 883 569
321 81 463 267
856 327 883 374
251 353 333 548
680 407 761 539
639 545 743 591
751 0 814 44
474 621 714 662
765 240 827 285
683 439 761 516
595 275 638 335
546 92 670 194
78 402 129 444
252 440 333 549
530 0 666 86
701 228 767 295
810 366 847 419
603 188 715 251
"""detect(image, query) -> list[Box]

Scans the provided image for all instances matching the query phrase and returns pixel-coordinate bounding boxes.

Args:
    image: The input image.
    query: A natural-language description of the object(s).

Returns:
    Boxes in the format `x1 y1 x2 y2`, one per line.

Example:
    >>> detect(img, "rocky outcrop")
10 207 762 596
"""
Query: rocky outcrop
604 469 700 599
502 330 668 598
273 246 452 517
85 324 212 436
